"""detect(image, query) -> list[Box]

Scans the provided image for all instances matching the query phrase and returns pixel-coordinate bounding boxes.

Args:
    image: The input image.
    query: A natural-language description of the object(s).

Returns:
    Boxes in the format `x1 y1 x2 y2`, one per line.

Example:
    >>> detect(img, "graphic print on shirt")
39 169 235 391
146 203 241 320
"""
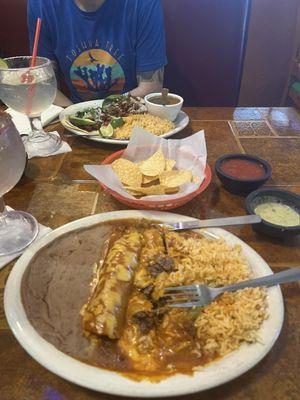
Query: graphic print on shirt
70 49 125 101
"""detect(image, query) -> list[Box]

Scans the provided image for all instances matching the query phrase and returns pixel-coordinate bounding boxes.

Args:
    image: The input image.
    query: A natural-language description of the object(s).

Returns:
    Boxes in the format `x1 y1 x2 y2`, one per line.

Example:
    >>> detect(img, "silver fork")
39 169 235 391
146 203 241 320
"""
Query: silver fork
163 268 300 308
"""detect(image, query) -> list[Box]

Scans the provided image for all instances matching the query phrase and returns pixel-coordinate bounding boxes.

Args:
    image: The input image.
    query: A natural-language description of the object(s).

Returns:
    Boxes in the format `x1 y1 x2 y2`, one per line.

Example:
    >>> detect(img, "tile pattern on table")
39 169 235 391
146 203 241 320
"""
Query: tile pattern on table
24 152 67 181
278 186 300 195
229 120 277 137
240 138 300 185
185 107 263 121
185 107 300 136
258 107 300 136
19 123 74 181
58 136 123 181
0 297 8 331
4 178 37 212
175 178 239 219
0 265 12 331
190 121 242 163
94 188 128 214
26 183 99 228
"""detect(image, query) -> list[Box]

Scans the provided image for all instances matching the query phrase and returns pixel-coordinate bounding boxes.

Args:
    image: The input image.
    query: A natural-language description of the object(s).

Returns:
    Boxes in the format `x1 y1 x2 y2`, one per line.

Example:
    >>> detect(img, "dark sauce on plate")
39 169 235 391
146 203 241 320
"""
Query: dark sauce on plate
148 95 180 105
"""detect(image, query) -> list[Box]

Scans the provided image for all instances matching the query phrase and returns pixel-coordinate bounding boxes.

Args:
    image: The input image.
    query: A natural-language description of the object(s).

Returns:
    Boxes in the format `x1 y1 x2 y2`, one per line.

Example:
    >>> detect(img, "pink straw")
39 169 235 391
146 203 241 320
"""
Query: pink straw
30 18 42 68
26 18 42 115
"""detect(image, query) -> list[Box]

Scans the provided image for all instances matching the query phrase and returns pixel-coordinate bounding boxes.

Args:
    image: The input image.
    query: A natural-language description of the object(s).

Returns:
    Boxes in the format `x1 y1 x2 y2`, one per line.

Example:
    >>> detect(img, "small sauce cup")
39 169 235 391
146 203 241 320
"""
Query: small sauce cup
215 153 271 195
145 92 183 121
246 188 300 239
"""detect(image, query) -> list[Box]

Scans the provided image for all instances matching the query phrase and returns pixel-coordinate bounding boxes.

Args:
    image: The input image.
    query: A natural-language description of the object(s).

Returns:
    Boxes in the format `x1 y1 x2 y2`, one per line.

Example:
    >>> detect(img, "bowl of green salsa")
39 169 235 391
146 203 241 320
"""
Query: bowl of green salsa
246 188 300 238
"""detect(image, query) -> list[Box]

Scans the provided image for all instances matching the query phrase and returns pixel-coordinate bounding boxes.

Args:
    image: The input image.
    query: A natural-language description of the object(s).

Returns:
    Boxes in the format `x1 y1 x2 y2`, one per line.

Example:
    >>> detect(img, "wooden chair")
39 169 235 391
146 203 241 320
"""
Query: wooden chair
281 1 300 109
0 0 29 58
161 0 251 106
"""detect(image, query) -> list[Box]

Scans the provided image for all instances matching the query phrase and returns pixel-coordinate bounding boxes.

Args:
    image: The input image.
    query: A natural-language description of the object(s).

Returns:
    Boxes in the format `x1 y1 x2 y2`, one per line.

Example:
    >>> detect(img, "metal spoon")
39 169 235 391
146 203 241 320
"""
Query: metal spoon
161 88 169 105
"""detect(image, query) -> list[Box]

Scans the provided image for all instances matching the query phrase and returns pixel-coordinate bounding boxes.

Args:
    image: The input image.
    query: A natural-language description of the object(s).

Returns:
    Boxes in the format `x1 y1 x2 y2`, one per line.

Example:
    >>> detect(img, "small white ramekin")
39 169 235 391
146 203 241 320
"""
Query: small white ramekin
145 92 183 121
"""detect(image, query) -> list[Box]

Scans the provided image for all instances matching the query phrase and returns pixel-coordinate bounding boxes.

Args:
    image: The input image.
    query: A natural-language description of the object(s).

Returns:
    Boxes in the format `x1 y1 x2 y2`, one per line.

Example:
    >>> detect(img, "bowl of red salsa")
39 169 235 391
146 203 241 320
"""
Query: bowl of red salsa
215 154 271 195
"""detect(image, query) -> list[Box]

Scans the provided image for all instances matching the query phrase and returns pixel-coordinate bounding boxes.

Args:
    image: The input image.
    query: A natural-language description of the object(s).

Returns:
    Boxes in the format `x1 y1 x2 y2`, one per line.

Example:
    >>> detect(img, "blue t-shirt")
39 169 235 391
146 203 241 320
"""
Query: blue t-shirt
27 0 167 103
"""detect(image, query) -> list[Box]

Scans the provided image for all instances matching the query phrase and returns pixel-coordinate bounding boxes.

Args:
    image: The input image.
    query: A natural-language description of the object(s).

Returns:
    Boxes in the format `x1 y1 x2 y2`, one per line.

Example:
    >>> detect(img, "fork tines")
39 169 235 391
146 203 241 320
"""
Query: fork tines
162 285 201 308
163 284 199 293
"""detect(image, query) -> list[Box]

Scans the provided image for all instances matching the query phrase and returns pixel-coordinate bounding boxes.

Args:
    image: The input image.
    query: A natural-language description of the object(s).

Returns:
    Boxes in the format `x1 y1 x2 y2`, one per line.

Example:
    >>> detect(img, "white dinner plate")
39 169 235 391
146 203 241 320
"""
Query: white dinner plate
59 100 189 145
4 210 284 398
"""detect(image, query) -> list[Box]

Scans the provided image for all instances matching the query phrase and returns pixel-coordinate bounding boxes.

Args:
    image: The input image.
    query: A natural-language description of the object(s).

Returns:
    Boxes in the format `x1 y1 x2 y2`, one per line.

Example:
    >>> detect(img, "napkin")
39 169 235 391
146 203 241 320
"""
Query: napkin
6 104 63 135
85 128 207 201
0 207 52 271
25 131 72 159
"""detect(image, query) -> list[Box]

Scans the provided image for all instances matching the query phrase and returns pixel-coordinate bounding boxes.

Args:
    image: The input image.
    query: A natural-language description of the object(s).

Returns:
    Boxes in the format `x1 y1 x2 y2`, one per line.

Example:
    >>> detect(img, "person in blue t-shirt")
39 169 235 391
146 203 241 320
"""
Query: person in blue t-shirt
27 0 167 106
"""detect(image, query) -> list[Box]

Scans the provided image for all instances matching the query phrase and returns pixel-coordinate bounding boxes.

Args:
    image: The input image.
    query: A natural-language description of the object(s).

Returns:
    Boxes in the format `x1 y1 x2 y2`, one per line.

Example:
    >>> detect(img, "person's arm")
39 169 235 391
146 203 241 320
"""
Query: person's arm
131 0 167 97
130 67 164 97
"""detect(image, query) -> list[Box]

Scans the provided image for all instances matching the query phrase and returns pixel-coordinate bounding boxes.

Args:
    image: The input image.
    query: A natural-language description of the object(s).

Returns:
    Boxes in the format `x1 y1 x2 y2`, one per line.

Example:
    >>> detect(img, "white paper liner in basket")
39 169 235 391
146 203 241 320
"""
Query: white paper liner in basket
84 128 207 201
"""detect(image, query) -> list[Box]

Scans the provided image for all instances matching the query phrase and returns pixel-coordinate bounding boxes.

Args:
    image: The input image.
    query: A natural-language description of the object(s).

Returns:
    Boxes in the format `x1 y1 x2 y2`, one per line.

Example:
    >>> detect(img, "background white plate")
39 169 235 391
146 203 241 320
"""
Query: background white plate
4 210 284 398
59 100 189 145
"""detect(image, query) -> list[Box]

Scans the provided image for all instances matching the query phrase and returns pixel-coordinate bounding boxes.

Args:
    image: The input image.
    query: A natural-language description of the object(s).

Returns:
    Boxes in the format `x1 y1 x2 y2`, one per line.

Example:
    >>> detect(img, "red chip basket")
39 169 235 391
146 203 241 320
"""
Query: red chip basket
100 149 212 210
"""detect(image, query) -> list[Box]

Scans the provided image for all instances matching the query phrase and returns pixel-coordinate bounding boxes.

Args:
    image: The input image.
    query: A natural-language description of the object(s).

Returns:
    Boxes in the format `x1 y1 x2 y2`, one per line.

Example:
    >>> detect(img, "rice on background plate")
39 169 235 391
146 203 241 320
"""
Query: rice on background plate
115 114 175 139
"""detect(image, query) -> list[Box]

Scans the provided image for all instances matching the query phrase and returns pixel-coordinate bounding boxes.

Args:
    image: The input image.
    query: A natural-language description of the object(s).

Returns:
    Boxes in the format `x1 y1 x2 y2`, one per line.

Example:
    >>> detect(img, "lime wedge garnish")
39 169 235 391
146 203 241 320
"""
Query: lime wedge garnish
0 58 8 69
69 116 96 126
100 124 114 137
110 117 124 129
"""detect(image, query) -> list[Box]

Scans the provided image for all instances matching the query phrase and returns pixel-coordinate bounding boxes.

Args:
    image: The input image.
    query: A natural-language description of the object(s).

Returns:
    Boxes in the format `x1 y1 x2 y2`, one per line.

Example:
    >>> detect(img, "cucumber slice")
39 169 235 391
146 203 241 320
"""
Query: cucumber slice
69 116 96 126
100 124 114 137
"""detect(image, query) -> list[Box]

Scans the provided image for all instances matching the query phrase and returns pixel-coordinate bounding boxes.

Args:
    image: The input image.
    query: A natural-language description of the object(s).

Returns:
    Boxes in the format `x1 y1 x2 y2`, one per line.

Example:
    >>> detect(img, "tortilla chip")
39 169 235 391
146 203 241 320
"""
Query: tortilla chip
126 189 144 197
165 159 176 171
126 184 167 195
164 186 180 194
139 149 166 176
111 158 142 187
159 170 192 188
127 184 180 196
110 151 191 198
142 175 159 185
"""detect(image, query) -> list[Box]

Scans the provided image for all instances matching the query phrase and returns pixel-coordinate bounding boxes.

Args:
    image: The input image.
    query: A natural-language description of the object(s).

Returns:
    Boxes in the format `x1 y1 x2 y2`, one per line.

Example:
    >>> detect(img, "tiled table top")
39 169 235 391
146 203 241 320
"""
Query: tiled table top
1 107 300 400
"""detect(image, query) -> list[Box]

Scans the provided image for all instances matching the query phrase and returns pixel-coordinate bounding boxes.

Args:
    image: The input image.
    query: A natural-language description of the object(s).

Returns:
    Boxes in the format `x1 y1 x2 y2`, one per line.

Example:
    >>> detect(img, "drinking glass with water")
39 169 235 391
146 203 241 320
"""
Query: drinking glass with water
0 111 38 255
0 56 61 156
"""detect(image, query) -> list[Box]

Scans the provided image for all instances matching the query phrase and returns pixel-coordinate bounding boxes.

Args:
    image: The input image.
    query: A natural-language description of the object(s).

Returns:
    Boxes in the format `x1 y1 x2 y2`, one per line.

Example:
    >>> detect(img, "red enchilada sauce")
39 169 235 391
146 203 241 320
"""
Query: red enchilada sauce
221 158 265 180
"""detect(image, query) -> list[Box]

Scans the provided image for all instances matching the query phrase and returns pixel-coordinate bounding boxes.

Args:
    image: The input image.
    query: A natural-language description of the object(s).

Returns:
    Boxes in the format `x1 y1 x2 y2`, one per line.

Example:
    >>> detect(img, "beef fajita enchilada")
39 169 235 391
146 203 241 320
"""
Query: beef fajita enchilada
81 228 142 339
21 219 268 381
